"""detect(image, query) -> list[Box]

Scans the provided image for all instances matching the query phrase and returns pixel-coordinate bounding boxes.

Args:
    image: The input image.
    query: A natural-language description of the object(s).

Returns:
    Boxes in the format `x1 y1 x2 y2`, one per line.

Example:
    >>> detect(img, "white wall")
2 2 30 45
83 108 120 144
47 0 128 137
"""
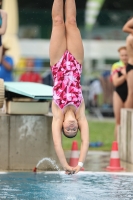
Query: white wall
19 39 126 60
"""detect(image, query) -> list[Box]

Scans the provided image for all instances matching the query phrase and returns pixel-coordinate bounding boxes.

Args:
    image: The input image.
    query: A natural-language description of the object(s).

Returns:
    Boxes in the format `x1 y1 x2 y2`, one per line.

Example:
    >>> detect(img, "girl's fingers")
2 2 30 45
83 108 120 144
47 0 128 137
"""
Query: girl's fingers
65 170 76 175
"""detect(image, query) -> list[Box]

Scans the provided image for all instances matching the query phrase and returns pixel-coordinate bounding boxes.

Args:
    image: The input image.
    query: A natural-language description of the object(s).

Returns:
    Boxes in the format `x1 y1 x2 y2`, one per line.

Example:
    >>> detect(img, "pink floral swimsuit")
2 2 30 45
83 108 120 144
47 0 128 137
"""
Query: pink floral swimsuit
51 50 83 110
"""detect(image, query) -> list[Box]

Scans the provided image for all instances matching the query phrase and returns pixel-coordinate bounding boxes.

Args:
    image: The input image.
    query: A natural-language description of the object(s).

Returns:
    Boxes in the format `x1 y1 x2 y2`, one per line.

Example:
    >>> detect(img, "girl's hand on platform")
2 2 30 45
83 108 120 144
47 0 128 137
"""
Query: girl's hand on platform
72 165 81 174
64 165 74 175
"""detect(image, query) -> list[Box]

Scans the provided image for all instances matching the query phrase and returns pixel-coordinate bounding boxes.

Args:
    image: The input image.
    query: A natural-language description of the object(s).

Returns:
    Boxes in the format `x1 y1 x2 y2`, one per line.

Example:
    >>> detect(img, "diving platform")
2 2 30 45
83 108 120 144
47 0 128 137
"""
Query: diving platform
4 82 53 100
4 82 53 115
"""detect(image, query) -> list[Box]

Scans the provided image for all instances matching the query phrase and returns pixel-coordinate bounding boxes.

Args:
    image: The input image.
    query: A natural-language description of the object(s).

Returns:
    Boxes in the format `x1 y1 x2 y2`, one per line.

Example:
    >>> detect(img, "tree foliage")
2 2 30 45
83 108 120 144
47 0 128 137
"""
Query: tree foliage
18 0 133 10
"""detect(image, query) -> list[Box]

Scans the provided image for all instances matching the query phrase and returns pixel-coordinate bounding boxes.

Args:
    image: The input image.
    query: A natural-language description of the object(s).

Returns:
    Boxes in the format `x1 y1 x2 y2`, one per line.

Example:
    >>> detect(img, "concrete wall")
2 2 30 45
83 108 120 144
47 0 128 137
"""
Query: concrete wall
118 109 133 164
0 114 60 171
0 115 10 170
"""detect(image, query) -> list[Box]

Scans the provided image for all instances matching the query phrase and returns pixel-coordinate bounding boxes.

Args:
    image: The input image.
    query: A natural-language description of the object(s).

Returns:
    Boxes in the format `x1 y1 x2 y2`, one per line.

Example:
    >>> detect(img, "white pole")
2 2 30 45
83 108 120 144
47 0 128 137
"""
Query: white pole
85 0 105 31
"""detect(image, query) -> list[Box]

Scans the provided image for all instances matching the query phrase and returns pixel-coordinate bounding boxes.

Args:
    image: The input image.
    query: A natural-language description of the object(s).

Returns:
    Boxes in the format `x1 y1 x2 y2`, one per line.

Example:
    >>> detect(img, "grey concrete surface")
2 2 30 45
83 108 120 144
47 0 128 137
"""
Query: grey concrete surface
0 114 59 171
1 112 133 172
0 115 9 170
119 109 133 164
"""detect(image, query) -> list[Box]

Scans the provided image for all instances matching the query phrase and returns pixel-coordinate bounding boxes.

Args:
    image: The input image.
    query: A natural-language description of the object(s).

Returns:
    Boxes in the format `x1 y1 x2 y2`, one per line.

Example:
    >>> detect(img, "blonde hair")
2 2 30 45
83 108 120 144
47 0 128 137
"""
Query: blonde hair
118 46 126 52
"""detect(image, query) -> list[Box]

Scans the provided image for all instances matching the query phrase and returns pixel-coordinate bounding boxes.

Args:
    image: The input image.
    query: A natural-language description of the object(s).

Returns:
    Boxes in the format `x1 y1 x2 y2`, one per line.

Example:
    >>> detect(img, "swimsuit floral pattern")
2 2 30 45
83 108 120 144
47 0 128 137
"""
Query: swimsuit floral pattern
51 50 83 109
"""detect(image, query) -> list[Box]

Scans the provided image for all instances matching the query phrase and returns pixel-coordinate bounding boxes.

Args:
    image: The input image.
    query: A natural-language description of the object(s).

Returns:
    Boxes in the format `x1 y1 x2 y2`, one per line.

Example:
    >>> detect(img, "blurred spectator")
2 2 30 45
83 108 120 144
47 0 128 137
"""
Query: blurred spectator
34 58 44 72
0 46 14 81
111 46 128 141
88 78 102 107
123 17 133 108
99 70 114 106
42 70 53 86
16 58 27 76
20 58 42 83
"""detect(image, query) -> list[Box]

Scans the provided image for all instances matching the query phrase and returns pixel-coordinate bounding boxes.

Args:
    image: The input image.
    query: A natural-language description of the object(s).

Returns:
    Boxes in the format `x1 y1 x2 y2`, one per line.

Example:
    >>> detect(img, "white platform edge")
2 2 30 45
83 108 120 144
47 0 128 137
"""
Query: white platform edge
1 171 133 176
36 171 133 176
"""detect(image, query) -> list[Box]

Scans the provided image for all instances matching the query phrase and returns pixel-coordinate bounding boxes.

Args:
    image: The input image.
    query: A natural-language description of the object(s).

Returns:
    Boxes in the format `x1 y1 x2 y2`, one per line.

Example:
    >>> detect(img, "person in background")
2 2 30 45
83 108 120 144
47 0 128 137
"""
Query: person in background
0 0 7 62
42 70 53 86
111 46 128 141
123 18 133 108
100 70 113 107
0 46 14 81
20 58 42 83
88 78 102 108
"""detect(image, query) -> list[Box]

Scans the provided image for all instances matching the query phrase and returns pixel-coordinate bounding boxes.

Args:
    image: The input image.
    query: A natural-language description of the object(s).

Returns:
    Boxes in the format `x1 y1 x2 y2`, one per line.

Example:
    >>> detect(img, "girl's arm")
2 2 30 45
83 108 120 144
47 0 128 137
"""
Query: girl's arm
123 18 133 34
78 117 89 161
73 103 89 174
112 72 126 87
0 10 7 35
52 117 73 172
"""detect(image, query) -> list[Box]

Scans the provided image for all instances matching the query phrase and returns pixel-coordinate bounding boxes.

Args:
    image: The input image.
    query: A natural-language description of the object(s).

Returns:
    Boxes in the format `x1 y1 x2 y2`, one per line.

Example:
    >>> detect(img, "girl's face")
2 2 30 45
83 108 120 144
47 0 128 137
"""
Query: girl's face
119 49 128 65
63 119 78 137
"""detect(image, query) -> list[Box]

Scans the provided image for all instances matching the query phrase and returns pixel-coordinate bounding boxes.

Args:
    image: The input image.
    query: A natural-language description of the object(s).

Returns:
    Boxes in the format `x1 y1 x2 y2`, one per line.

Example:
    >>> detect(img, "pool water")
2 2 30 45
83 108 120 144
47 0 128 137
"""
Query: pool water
0 172 133 200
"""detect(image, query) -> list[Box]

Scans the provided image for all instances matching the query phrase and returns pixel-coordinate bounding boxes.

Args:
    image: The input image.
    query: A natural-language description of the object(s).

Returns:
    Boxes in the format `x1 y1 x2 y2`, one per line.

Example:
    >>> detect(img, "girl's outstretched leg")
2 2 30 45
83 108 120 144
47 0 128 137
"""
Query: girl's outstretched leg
65 0 84 64
49 0 66 66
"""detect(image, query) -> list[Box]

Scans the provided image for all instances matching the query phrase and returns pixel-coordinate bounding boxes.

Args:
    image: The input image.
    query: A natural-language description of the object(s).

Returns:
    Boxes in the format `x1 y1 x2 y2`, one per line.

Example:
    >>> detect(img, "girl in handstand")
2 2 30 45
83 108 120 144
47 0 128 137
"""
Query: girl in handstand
50 0 89 174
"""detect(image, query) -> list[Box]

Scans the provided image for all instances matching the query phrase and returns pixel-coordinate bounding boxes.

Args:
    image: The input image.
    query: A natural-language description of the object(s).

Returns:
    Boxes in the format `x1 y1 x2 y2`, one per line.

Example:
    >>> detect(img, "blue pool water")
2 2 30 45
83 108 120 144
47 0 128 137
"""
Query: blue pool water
0 172 133 200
